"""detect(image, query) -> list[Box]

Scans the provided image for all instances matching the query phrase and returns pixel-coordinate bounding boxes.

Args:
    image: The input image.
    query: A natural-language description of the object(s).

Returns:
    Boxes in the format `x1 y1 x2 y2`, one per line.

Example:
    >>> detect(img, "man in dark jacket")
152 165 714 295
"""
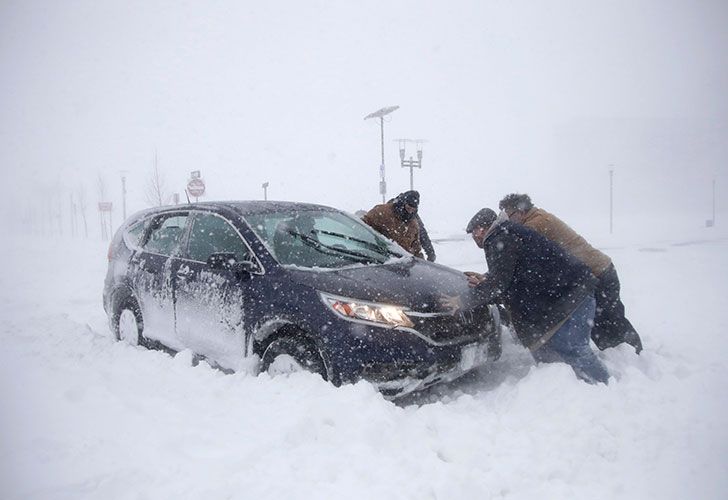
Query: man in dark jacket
362 190 424 258
499 193 642 353
448 208 609 384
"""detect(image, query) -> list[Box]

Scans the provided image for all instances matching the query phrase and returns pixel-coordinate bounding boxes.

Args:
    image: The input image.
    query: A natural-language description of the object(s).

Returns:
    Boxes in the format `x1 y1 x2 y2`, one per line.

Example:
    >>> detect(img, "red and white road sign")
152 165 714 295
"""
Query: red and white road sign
187 178 205 198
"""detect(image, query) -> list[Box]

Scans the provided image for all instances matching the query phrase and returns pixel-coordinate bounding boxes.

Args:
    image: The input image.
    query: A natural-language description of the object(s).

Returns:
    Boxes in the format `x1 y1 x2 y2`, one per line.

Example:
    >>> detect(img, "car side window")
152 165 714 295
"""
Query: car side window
187 213 251 263
143 214 189 256
123 220 147 249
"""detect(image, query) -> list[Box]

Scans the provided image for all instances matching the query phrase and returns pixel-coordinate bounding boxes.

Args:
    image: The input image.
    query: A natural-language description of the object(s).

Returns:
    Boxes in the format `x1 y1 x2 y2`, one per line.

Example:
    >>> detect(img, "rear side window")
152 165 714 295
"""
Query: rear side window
123 221 146 249
143 214 189 256
187 213 251 263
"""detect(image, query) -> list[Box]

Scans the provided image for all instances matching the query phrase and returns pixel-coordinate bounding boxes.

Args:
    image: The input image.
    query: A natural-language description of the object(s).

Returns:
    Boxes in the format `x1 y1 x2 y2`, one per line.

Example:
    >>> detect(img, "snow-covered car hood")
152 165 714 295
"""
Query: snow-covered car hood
284 258 471 313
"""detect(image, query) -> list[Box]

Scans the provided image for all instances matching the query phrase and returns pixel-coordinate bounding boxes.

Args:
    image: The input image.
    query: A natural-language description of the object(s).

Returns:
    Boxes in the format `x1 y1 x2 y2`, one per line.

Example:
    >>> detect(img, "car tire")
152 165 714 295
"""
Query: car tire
115 297 145 347
261 335 327 380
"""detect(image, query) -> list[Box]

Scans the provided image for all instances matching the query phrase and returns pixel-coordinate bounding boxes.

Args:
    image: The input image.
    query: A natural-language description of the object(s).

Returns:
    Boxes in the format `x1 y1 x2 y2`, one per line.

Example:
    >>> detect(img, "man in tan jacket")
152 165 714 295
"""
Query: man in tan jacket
499 193 642 353
362 190 424 258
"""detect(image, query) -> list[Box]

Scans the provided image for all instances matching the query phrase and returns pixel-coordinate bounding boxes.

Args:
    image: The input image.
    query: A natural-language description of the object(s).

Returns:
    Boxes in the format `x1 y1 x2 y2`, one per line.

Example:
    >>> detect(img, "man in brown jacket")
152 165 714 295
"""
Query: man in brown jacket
499 193 643 353
362 190 424 258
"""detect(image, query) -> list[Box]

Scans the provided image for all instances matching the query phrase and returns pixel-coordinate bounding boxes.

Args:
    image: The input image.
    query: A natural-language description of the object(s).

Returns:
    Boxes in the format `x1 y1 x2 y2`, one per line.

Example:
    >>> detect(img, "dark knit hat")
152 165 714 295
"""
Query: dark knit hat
398 190 420 208
466 208 497 233
392 190 420 222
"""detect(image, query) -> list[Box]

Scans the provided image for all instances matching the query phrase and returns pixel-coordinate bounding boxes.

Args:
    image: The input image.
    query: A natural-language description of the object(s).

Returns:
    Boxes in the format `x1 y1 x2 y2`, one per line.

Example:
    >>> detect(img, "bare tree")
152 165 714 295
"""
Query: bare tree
37 181 57 237
97 174 109 239
77 184 89 238
97 174 107 200
145 151 168 207
54 192 63 237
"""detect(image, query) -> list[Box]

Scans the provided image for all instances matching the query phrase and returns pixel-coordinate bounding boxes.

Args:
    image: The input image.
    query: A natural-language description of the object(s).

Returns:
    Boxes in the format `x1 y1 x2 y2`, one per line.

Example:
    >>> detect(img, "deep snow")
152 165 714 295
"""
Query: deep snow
1 220 727 500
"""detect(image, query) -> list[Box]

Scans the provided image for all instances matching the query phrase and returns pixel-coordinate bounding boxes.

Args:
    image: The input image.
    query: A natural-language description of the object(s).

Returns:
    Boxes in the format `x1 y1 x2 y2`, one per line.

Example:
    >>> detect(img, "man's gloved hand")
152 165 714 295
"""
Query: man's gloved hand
463 271 485 287
439 294 462 313
426 252 436 262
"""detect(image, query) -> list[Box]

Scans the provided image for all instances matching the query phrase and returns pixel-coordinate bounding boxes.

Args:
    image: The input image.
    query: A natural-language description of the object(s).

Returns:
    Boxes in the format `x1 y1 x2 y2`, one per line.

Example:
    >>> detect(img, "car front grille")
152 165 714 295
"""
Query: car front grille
408 305 497 345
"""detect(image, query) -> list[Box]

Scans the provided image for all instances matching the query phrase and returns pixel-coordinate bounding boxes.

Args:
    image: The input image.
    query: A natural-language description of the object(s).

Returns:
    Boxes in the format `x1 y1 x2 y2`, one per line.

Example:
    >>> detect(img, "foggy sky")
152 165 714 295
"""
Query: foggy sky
1 0 727 235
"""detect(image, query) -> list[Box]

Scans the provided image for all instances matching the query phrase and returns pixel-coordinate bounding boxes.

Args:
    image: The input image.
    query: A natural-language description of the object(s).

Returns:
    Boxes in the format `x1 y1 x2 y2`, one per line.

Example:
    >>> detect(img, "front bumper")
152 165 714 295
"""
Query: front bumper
369 339 493 399
324 305 501 398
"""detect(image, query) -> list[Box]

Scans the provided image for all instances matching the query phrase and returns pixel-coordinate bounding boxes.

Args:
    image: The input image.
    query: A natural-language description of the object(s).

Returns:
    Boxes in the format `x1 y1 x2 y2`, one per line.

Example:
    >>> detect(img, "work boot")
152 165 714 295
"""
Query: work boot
624 330 643 354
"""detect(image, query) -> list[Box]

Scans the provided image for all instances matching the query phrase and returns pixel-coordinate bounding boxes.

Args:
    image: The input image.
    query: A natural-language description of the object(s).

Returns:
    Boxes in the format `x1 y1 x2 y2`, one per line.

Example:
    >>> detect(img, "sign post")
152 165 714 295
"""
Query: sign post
98 201 113 240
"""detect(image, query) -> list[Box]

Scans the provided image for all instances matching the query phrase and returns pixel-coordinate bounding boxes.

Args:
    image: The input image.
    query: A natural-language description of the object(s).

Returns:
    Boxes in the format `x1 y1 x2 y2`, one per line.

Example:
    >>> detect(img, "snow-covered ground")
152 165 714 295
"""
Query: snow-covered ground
1 221 727 500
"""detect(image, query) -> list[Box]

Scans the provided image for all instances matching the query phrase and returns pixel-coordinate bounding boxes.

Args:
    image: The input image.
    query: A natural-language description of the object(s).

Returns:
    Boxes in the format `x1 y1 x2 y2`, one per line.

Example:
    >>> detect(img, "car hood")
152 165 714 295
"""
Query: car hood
285 258 471 313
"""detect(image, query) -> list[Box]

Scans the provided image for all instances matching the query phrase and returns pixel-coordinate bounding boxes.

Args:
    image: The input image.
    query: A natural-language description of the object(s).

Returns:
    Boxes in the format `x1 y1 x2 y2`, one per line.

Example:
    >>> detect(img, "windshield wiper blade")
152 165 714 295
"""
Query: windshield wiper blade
287 231 383 264
314 229 402 258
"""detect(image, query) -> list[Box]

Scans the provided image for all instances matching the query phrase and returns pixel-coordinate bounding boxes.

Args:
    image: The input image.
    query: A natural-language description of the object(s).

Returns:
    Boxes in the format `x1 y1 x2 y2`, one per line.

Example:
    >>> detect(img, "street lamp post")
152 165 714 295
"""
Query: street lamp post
397 139 424 190
609 167 614 234
707 178 716 227
262 182 269 201
364 105 399 203
120 171 128 222
713 178 716 225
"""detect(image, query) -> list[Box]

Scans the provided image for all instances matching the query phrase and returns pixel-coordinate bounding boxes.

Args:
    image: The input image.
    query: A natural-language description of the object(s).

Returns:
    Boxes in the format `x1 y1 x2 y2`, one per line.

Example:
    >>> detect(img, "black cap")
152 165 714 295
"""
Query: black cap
399 190 420 208
466 208 497 233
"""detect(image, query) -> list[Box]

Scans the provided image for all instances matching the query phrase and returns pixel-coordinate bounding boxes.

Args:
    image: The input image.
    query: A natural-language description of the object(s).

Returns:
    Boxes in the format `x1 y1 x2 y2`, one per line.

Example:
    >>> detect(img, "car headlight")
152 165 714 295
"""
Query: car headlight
319 292 414 328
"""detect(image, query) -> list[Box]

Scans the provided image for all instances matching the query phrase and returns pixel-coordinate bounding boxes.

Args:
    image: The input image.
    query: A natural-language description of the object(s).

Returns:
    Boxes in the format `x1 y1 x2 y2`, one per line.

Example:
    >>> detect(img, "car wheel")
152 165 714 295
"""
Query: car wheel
261 336 327 379
115 298 145 346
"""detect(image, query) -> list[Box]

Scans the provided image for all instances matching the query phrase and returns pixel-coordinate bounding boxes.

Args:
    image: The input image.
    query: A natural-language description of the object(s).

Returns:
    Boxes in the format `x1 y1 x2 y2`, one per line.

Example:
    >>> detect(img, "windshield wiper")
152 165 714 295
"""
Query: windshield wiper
286 231 385 264
313 230 402 258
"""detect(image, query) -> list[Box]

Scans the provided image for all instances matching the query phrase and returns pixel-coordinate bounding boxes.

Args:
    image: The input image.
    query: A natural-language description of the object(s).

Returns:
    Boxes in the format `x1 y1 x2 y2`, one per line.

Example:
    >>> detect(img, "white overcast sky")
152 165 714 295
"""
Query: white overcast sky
1 0 726 232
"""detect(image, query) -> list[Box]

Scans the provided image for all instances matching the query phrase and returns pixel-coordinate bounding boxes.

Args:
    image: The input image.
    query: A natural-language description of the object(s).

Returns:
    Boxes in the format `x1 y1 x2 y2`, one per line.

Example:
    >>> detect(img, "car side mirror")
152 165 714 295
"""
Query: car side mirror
233 260 258 274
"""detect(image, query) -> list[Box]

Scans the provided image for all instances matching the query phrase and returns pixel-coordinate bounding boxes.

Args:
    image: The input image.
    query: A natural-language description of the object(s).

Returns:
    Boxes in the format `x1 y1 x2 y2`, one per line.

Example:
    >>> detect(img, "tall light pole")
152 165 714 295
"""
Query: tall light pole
397 139 425 190
609 166 614 234
713 178 716 225
365 105 399 203
120 171 128 221
262 182 269 201
707 178 716 227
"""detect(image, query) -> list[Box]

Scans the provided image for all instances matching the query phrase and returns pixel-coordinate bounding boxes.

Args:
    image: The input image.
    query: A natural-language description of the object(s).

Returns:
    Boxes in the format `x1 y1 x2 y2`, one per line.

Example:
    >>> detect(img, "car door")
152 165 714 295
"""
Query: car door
174 211 263 370
130 211 190 350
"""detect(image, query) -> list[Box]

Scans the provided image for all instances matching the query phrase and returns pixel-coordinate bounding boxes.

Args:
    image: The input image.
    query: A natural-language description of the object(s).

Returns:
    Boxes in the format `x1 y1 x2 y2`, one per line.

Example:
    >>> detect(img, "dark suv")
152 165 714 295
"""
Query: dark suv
103 201 501 398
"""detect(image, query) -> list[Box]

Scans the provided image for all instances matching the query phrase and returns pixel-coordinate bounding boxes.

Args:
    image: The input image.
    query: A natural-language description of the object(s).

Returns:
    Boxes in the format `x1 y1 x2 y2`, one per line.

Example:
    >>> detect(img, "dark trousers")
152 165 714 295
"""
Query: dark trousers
591 264 643 353
533 296 609 384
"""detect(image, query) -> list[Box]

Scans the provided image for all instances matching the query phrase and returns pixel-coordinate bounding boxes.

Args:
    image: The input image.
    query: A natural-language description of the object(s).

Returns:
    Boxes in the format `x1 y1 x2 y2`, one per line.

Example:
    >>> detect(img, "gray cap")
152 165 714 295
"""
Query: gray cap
466 208 497 233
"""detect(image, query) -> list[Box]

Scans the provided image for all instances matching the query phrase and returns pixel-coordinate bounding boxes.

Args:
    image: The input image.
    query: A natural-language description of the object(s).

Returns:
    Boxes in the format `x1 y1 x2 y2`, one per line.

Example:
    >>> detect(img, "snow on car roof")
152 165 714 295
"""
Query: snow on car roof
122 200 338 226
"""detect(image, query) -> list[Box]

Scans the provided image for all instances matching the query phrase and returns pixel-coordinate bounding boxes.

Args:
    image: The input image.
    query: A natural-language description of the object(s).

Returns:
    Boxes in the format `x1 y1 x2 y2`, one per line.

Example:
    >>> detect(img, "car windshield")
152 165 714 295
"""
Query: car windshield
244 209 405 268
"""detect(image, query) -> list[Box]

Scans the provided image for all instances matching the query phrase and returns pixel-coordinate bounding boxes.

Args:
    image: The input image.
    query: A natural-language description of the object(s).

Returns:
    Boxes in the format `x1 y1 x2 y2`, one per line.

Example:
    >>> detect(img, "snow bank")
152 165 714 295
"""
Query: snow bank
1 228 726 500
